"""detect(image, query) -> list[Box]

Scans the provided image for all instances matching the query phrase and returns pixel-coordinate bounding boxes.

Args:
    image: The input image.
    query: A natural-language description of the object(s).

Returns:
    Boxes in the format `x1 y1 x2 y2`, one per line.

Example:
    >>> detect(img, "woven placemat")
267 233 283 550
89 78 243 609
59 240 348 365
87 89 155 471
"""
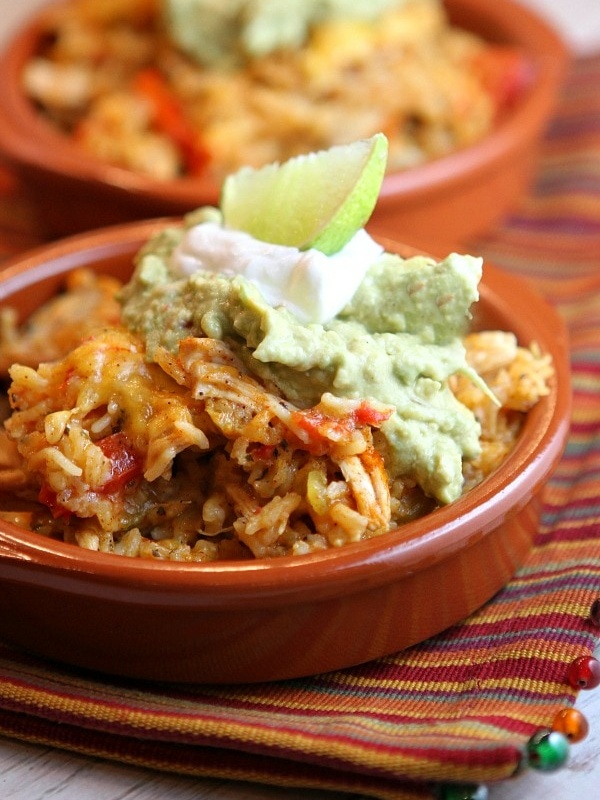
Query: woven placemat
0 54 600 800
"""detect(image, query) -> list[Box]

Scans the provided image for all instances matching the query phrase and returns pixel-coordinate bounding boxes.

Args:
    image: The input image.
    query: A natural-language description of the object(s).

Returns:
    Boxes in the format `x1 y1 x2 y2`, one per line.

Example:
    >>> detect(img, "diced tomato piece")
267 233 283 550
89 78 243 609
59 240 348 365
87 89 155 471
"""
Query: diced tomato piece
474 46 534 113
291 402 393 454
38 483 72 520
293 408 339 441
352 401 393 428
96 432 143 494
250 443 277 461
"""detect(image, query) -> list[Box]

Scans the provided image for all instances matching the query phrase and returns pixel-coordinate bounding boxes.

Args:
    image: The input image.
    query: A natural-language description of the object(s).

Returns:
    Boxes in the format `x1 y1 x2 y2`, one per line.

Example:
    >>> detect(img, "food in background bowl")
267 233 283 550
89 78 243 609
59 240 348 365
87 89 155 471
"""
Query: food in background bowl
0 0 568 243
21 0 530 182
0 137 554 562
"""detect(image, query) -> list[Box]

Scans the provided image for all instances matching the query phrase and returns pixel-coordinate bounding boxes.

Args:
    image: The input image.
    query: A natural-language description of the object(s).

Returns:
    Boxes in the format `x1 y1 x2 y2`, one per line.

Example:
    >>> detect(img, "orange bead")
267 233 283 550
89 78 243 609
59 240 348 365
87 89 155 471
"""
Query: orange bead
552 707 589 743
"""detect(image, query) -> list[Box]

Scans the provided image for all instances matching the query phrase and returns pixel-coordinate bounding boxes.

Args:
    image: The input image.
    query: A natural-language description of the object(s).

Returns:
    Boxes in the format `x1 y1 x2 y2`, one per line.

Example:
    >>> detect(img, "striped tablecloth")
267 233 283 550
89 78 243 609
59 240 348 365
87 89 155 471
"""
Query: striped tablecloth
0 53 600 800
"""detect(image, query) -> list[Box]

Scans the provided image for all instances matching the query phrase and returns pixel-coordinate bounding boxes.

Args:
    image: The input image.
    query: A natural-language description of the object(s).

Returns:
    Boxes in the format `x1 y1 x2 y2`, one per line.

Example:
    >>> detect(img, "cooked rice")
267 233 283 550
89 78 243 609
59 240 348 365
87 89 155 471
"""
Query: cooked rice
0 269 122 374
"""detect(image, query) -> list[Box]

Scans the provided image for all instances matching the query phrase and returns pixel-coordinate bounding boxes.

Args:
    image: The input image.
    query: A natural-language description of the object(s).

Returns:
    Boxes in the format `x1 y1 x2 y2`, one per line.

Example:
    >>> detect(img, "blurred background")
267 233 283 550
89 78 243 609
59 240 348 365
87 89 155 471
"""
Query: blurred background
516 0 600 54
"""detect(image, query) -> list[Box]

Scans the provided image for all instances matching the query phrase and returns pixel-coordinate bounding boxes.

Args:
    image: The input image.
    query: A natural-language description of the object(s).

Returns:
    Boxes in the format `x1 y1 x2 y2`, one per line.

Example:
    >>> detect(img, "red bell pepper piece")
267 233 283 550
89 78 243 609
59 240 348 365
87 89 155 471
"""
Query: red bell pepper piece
132 67 210 176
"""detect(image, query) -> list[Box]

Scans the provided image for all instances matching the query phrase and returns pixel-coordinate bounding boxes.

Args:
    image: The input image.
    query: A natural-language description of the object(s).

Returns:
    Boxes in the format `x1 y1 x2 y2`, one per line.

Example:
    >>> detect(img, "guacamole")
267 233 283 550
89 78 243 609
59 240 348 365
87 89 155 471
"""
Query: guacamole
120 212 484 505
163 0 420 65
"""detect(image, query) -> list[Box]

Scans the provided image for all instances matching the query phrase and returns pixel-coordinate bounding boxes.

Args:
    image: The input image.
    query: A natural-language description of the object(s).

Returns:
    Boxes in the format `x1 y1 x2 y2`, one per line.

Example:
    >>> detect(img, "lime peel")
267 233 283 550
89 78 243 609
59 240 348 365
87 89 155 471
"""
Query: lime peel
220 133 388 255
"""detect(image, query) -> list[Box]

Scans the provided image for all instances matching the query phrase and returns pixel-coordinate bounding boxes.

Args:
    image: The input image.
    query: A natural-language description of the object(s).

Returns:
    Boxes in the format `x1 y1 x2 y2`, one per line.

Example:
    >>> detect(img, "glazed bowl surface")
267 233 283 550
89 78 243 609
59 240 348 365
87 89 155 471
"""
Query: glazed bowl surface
0 0 568 249
0 221 571 684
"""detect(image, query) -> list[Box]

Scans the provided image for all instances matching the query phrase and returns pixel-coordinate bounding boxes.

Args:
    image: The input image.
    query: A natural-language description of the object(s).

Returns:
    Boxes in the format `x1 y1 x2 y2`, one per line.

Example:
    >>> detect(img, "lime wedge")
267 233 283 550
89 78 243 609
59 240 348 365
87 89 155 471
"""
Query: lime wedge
220 133 388 255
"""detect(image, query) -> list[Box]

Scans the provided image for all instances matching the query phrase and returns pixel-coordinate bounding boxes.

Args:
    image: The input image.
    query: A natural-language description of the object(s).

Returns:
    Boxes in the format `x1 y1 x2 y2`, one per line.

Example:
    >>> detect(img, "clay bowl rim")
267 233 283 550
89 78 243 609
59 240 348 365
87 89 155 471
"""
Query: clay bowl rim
0 219 572 607
0 0 569 210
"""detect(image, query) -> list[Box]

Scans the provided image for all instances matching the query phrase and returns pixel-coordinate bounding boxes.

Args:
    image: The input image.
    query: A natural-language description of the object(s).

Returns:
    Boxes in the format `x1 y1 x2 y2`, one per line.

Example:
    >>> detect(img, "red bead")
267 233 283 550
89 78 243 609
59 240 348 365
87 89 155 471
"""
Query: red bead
552 708 589 743
591 598 600 627
567 655 600 690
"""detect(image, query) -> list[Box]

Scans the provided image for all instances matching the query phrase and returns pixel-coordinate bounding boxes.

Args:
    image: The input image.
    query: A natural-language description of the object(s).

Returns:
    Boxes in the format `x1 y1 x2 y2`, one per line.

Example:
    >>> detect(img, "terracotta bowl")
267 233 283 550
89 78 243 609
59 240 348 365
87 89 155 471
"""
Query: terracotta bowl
0 0 568 249
0 221 571 684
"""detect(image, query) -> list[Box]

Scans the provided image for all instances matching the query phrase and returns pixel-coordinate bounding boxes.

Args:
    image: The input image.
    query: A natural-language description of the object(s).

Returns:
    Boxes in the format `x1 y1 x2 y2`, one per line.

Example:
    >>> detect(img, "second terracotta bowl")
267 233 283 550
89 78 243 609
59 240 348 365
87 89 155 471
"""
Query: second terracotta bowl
0 0 568 249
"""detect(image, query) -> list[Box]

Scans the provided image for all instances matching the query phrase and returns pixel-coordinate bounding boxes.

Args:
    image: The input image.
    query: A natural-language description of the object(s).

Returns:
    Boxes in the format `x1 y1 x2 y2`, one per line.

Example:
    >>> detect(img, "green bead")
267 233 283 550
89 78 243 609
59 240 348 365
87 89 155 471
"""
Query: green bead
526 728 570 772
436 784 488 800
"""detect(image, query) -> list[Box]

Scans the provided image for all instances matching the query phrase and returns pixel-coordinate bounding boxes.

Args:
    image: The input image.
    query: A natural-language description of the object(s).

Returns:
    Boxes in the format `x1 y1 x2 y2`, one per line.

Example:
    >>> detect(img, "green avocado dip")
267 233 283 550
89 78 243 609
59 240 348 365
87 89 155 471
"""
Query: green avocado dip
163 0 421 66
120 209 485 505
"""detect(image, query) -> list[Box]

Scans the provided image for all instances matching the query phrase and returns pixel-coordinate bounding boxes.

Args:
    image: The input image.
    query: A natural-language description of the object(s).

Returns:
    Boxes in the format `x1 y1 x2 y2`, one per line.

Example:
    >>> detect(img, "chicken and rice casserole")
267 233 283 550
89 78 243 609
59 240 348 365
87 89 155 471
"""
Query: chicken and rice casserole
0 254 553 562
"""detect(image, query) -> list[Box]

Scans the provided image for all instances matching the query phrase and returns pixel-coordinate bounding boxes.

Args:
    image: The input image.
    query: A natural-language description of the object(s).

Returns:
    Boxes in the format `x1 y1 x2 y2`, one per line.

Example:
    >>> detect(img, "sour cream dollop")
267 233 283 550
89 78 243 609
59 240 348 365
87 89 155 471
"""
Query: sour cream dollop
170 222 384 324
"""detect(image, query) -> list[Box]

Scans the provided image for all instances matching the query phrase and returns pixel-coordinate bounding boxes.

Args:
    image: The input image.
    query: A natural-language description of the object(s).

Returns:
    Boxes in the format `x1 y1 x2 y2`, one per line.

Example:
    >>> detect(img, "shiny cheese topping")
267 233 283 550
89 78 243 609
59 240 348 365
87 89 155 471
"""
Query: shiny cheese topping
169 222 384 324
